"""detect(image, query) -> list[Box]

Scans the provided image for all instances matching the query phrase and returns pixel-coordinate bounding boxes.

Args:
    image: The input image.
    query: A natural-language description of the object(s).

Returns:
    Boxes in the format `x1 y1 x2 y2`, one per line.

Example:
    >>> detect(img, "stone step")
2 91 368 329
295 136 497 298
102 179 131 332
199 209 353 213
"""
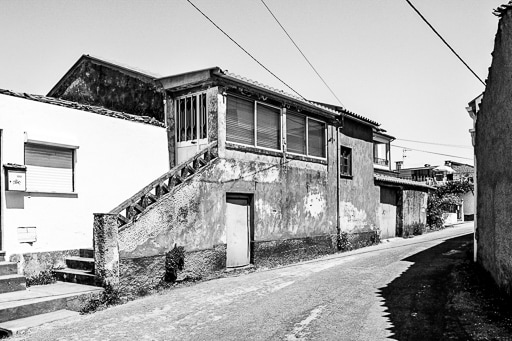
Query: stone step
53 268 96 286
0 282 102 324
65 257 94 272
0 309 79 336
0 275 26 294
79 248 93 259
0 262 18 276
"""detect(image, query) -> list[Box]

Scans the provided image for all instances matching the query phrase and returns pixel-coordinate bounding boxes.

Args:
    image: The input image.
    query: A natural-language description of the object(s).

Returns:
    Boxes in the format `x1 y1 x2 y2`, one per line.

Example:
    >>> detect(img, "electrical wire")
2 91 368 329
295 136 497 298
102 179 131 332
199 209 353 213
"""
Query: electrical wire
259 0 346 108
404 0 486 86
186 0 306 100
393 144 473 161
395 138 472 149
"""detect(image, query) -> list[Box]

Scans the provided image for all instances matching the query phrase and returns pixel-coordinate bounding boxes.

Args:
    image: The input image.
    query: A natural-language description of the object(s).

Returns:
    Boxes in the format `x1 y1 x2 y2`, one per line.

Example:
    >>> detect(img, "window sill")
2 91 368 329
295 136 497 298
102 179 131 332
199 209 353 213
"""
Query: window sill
25 191 78 198
226 142 327 165
340 174 353 180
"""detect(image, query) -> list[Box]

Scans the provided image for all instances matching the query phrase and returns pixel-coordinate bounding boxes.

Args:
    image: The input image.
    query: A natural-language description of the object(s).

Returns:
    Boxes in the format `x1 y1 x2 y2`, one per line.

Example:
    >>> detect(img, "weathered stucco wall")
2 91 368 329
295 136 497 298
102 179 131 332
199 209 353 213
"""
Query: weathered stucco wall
476 9 512 294
338 130 380 233
50 58 164 121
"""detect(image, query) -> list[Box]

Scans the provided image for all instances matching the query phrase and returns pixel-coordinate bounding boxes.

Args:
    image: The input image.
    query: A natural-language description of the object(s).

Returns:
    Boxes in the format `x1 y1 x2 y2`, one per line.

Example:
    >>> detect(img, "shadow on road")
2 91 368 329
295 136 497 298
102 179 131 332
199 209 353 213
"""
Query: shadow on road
377 233 473 341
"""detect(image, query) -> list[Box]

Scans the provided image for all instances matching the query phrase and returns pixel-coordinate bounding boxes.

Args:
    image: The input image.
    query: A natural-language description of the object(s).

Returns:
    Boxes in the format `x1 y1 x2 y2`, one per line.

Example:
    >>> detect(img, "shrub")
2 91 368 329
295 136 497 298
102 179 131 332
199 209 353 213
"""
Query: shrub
79 284 121 314
26 269 57 287
164 245 185 283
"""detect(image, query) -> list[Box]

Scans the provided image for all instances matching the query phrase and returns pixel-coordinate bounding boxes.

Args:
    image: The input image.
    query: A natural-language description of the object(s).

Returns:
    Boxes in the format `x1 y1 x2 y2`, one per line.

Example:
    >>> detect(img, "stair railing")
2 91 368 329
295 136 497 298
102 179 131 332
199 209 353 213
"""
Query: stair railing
110 141 218 230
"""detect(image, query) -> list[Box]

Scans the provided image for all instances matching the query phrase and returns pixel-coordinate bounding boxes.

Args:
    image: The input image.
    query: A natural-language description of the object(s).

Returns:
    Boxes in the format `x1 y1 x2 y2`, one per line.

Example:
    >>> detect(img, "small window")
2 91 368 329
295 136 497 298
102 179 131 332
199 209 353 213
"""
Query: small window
340 146 352 177
176 92 207 142
25 143 75 193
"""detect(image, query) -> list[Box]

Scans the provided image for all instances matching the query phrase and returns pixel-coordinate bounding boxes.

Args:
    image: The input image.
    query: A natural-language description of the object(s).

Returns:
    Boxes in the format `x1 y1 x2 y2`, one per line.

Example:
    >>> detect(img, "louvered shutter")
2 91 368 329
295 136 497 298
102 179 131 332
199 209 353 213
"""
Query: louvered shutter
256 103 280 150
308 119 326 158
226 96 255 146
286 112 306 154
25 143 74 192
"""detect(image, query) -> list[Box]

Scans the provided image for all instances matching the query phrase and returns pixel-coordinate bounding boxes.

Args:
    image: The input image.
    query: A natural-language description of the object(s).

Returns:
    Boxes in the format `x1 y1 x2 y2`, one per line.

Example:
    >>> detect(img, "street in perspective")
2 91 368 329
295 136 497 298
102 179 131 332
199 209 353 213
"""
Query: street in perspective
2 1 512 340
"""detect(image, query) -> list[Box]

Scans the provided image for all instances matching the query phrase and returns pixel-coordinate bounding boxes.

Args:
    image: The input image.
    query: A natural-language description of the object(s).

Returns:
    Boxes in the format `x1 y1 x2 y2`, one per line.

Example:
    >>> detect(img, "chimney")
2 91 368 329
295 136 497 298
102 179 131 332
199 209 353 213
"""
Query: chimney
395 161 403 172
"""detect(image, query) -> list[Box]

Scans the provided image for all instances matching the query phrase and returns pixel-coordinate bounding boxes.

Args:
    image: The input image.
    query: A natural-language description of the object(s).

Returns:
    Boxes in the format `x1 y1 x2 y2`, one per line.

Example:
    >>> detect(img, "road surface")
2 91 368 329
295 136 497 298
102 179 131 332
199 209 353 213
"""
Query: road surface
13 223 474 341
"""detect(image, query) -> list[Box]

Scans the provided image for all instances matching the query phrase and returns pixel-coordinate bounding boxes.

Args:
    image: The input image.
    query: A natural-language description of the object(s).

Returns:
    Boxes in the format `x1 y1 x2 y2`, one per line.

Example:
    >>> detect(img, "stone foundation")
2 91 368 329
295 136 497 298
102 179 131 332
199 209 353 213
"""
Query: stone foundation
253 235 337 268
9 249 79 278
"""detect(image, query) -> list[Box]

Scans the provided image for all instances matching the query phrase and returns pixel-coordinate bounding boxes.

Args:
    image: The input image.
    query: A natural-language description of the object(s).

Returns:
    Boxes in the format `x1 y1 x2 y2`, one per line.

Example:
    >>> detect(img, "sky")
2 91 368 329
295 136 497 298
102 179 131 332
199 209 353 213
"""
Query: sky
0 0 503 168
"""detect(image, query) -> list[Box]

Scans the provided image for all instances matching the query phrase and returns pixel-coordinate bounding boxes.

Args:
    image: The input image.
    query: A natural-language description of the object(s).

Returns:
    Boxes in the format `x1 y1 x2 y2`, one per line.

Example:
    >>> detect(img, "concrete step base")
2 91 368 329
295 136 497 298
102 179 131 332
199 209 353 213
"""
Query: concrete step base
0 262 18 276
79 248 93 259
0 282 102 324
0 274 26 294
0 309 79 336
53 268 96 286
65 257 94 272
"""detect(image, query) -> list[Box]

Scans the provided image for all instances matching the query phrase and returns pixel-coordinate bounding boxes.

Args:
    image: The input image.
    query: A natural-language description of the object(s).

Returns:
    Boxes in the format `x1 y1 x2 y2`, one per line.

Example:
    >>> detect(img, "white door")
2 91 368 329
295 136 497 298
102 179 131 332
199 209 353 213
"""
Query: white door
175 93 208 164
226 197 250 268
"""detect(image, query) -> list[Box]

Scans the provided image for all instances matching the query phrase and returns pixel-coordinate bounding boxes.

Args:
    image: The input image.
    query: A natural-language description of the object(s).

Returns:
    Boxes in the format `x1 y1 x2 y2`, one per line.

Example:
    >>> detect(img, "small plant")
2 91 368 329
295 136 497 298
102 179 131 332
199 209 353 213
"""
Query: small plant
164 245 185 283
337 231 351 251
26 269 57 287
79 284 121 314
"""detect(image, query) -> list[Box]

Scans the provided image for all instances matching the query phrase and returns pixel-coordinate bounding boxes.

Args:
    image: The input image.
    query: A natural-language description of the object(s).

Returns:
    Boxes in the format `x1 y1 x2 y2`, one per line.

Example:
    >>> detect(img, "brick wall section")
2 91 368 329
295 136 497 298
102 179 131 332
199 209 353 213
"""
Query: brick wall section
476 9 512 294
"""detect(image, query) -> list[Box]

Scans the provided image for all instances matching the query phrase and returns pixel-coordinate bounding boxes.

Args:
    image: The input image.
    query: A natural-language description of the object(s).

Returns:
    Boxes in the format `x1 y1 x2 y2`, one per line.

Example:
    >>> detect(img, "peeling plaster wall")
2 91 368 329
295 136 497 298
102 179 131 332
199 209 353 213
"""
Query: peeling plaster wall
50 59 164 121
476 9 512 294
338 130 380 233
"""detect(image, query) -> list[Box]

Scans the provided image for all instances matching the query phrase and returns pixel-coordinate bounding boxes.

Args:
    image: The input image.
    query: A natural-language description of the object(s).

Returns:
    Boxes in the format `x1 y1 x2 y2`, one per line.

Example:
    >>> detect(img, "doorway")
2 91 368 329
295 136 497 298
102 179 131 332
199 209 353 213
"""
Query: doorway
226 194 252 268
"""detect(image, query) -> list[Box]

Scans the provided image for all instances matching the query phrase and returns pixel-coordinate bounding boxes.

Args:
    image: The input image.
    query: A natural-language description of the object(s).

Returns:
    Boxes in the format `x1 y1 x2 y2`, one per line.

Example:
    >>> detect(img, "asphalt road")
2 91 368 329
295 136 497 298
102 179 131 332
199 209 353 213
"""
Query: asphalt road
13 223 474 341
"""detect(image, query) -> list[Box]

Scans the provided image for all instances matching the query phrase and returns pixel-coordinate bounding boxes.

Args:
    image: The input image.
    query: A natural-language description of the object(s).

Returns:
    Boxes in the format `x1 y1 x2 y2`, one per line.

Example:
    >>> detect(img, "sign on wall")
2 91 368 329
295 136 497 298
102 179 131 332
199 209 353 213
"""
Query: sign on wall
4 164 27 192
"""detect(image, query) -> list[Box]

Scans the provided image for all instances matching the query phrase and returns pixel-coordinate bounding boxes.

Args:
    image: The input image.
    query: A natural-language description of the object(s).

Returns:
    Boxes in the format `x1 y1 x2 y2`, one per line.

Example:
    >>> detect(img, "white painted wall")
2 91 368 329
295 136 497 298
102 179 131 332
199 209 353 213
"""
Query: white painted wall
462 191 475 216
0 94 169 257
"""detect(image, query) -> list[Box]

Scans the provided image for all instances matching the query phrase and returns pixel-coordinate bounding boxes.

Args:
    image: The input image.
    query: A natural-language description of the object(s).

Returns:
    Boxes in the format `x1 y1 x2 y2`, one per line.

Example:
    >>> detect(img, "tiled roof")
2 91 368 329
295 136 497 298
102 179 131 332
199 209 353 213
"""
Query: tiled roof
451 164 474 175
219 70 340 117
218 70 379 125
494 2 512 16
0 89 164 127
375 174 436 190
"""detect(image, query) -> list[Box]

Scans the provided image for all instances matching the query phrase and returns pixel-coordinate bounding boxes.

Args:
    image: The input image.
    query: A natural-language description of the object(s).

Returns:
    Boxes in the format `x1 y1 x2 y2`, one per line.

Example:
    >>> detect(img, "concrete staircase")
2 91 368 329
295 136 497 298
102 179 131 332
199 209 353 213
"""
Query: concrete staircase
0 250 102 336
53 248 96 286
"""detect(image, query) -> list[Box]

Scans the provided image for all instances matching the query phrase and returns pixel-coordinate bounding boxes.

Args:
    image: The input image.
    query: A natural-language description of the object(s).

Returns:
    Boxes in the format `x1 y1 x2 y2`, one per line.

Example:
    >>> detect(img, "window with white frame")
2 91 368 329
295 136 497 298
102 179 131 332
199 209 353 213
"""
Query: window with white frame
176 92 207 142
24 143 75 193
286 112 326 158
226 95 281 151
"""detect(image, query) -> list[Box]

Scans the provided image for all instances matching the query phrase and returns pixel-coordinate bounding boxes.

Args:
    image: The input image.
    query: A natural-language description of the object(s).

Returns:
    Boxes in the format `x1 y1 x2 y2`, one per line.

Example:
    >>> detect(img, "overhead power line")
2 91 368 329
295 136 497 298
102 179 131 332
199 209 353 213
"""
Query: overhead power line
404 0 486 87
259 0 346 108
186 0 306 100
395 138 472 149
393 144 473 161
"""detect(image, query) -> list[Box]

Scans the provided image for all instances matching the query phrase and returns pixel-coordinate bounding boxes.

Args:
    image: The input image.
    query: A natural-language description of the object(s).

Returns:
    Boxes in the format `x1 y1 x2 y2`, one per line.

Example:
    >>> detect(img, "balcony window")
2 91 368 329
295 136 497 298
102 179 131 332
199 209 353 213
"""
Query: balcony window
176 92 207 142
373 142 390 167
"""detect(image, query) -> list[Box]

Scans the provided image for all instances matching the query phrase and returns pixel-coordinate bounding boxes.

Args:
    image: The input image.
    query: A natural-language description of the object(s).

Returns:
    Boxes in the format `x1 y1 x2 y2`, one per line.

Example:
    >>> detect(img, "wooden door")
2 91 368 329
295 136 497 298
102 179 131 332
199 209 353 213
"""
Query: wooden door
226 196 251 268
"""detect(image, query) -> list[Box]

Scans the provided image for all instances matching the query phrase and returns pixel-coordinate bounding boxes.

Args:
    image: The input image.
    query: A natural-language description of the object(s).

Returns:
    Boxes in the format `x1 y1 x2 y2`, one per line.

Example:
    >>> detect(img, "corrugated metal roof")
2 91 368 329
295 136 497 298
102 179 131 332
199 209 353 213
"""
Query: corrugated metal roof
0 89 164 127
375 173 436 190
494 1 512 16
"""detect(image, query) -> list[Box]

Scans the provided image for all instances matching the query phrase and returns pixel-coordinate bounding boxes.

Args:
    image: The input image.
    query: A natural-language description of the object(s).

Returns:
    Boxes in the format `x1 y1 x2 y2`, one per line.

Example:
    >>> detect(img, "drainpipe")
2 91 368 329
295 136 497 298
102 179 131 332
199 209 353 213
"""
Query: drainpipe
336 120 342 249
